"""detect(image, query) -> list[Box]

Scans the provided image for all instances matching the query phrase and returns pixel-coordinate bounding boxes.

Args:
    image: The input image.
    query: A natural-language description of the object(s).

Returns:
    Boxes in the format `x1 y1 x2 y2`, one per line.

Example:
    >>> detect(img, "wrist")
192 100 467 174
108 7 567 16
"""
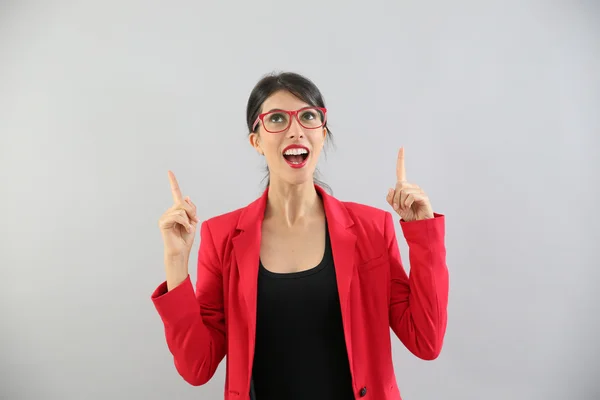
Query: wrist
164 257 189 291
164 253 189 270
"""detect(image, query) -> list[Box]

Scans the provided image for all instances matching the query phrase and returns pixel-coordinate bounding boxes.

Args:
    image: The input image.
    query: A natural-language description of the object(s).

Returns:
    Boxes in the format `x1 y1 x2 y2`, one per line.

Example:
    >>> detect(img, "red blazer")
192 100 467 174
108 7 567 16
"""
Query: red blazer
151 185 449 400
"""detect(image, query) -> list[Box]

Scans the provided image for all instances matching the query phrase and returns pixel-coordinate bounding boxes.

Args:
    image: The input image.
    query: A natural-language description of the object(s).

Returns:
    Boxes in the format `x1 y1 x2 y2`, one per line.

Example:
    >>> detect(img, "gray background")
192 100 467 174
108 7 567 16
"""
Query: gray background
1 1 599 399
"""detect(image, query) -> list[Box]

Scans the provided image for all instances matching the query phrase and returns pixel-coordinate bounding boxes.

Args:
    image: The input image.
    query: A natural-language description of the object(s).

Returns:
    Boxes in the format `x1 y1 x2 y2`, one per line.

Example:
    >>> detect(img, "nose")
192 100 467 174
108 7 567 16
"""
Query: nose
286 116 304 138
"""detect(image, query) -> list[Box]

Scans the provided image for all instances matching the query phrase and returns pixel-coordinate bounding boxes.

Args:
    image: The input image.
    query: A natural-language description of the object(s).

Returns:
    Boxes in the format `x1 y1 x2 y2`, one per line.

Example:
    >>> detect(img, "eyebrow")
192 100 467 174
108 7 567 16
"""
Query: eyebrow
264 106 311 113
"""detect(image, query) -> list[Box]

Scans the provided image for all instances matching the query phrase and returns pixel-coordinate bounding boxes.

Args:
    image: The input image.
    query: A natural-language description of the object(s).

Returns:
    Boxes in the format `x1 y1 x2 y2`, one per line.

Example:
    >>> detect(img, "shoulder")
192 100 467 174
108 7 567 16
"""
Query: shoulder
201 206 244 235
339 200 393 231
199 192 264 239
335 200 395 256
342 200 389 220
342 200 387 217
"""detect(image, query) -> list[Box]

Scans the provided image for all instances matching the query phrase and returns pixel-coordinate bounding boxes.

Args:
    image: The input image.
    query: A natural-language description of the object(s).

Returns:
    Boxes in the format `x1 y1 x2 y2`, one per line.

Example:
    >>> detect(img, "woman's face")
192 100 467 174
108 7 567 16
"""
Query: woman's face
249 90 327 186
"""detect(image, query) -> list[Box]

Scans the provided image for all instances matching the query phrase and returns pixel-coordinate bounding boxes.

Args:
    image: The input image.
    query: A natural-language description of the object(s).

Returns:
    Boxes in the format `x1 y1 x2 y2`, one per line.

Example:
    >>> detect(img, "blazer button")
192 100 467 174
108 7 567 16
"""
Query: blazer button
359 387 367 397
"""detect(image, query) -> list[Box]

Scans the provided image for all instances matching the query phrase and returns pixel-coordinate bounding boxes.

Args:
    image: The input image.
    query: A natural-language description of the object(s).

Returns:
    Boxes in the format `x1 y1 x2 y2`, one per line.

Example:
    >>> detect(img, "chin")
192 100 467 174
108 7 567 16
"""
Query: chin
283 169 315 186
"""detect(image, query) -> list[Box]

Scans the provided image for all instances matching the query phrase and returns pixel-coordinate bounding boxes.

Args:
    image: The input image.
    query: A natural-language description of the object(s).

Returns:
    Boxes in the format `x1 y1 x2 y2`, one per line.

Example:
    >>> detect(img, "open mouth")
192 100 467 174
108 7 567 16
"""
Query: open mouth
282 145 310 167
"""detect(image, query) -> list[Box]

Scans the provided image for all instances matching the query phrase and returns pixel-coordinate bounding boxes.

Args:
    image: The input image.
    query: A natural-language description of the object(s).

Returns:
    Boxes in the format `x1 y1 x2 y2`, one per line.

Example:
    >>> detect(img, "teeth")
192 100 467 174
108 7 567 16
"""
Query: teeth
283 148 308 156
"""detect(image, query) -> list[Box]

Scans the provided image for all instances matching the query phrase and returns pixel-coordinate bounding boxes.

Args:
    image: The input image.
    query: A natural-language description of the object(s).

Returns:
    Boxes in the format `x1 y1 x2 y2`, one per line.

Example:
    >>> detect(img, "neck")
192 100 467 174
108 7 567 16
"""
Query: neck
264 179 323 227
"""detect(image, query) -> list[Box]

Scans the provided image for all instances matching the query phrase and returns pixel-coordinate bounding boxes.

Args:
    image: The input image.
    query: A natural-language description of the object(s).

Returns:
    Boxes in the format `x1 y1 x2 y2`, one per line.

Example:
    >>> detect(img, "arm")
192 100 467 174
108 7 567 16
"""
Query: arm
386 211 449 360
151 220 226 385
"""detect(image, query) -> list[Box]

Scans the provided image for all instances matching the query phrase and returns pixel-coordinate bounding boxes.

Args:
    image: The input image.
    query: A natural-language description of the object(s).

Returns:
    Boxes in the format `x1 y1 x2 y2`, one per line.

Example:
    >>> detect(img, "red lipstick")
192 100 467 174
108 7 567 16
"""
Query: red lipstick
282 144 310 169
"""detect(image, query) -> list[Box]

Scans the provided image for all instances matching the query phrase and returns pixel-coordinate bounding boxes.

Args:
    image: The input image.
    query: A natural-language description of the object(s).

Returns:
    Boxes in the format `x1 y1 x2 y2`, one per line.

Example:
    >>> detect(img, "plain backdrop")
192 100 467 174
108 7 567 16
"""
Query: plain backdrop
1 1 599 399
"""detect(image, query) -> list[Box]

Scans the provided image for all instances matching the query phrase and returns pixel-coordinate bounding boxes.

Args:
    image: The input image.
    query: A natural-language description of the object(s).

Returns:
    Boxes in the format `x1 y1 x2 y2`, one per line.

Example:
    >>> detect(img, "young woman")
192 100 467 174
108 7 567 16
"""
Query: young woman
151 72 449 400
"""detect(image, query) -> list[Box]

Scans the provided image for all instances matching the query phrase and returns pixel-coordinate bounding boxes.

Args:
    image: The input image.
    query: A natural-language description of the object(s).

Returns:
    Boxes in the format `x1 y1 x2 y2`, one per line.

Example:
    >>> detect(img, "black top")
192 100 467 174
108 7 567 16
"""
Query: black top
250 225 355 400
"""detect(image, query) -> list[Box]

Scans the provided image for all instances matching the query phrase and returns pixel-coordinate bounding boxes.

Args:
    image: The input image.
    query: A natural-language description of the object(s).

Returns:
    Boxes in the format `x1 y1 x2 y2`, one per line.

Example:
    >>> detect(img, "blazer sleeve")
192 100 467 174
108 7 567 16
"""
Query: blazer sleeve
151 220 226 386
385 211 449 360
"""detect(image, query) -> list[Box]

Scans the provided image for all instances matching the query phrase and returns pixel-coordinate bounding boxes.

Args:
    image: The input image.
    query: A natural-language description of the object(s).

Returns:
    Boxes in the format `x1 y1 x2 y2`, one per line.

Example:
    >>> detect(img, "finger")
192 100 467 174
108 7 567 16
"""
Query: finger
392 187 403 211
386 188 395 207
399 186 418 208
400 189 409 210
393 183 421 210
398 187 423 204
404 192 427 209
168 170 184 204
172 214 192 234
392 181 409 210
160 210 192 233
184 197 199 223
396 147 406 182
183 196 198 222
404 194 415 210
388 188 399 210
174 201 198 224
172 209 193 233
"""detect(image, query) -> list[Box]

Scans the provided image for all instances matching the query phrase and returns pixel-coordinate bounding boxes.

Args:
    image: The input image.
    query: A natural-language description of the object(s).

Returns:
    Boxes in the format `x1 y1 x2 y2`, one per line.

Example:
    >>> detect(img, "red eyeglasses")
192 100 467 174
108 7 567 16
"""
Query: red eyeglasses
252 106 327 133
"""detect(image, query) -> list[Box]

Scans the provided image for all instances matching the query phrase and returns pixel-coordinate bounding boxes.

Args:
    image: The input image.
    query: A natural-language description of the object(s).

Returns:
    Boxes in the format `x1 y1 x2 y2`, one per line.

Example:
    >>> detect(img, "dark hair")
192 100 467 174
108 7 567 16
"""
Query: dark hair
246 71 334 193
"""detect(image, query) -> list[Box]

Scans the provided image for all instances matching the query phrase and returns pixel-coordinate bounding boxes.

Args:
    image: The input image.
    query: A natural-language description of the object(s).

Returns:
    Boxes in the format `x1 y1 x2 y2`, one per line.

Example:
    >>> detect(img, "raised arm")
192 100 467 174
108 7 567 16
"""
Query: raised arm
385 211 449 360
384 148 449 359
151 171 226 385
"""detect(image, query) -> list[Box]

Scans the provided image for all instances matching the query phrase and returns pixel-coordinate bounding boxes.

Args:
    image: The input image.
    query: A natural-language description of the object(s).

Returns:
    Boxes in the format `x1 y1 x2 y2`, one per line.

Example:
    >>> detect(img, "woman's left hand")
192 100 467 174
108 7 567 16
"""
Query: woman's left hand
386 147 434 222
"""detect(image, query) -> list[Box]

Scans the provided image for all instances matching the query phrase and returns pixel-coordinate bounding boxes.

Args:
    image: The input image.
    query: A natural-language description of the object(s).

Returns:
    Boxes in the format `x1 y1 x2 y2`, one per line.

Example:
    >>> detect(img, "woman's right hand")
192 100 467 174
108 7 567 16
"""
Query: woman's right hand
158 171 200 263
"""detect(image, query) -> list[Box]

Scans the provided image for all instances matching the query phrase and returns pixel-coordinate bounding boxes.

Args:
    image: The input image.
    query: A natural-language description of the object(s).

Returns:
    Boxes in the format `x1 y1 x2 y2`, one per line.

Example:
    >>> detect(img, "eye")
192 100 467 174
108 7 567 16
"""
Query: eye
268 112 287 124
300 110 318 121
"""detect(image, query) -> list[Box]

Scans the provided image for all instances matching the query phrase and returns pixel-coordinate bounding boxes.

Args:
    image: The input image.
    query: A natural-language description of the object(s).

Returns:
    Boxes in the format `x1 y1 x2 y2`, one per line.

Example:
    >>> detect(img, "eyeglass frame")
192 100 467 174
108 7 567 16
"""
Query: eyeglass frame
252 106 328 133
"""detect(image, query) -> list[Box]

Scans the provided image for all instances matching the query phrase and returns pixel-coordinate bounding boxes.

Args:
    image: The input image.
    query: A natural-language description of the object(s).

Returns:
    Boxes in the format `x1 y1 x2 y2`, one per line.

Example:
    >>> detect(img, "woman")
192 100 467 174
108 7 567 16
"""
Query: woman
151 72 449 400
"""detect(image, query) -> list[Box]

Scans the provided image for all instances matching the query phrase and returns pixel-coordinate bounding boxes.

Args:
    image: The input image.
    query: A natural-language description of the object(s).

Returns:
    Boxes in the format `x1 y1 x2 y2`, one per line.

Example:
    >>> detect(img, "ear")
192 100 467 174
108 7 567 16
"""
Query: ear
249 132 264 155
321 127 327 147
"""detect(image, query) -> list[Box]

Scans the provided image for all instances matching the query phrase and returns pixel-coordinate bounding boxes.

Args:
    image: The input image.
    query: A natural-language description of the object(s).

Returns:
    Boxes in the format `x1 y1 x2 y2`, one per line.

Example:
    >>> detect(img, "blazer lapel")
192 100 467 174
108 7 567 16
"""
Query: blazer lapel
317 187 357 383
232 189 268 337
318 186 356 322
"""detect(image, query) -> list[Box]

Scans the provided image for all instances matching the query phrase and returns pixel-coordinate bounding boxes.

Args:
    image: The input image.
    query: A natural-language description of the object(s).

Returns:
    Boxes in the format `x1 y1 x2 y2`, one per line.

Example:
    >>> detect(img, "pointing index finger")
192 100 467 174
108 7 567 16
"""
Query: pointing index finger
396 147 406 182
168 170 183 203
